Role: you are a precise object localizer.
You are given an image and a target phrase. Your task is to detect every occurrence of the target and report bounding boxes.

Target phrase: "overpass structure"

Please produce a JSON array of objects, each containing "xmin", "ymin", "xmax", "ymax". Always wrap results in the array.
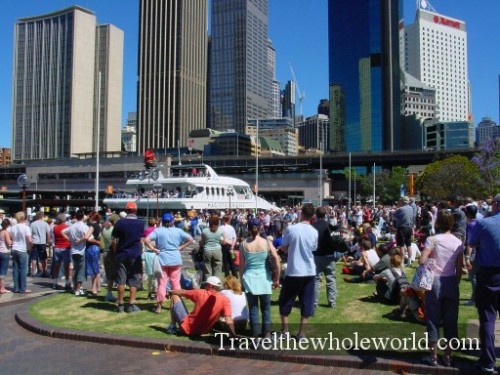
[{"xmin": 0, "ymin": 148, "xmax": 476, "ymax": 210}]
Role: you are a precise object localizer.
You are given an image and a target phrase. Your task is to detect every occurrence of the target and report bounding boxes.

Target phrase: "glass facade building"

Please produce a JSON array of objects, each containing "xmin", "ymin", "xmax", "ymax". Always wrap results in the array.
[
  {"xmin": 328, "ymin": 0, "xmax": 402, "ymax": 152},
  {"xmin": 210, "ymin": 0, "xmax": 272, "ymax": 134}
]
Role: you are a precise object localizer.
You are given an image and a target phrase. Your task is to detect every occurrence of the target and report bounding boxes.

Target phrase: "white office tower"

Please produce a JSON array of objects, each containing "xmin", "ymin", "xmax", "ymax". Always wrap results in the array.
[
  {"xmin": 404, "ymin": 0, "xmax": 470, "ymax": 122},
  {"xmin": 12, "ymin": 6, "xmax": 123, "ymax": 160}
]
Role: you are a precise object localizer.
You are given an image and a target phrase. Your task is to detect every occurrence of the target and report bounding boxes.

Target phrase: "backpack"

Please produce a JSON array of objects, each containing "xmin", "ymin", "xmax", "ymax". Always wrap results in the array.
[{"xmin": 375, "ymin": 269, "xmax": 409, "ymax": 304}]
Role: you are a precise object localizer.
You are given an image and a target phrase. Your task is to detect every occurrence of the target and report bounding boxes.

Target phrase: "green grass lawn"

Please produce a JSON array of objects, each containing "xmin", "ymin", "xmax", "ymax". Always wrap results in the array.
[{"xmin": 29, "ymin": 263, "xmax": 480, "ymax": 357}]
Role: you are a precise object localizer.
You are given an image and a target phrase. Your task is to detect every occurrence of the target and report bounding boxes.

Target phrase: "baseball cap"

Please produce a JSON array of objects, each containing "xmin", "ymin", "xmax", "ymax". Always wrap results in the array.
[
  {"xmin": 203, "ymin": 276, "xmax": 222, "ymax": 289},
  {"xmin": 464, "ymin": 205, "xmax": 478, "ymax": 217},
  {"xmin": 0, "ymin": 209, "xmax": 5, "ymax": 214},
  {"xmin": 162, "ymin": 212, "xmax": 174, "ymax": 223},
  {"xmin": 125, "ymin": 201, "xmax": 137, "ymax": 210}
]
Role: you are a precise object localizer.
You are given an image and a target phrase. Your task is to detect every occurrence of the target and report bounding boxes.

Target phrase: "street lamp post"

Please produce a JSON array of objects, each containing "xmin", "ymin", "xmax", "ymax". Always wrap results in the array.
[
  {"xmin": 17, "ymin": 174, "xmax": 32, "ymax": 213},
  {"xmin": 227, "ymin": 187, "xmax": 234, "ymax": 211},
  {"xmin": 153, "ymin": 183, "xmax": 162, "ymax": 219}
]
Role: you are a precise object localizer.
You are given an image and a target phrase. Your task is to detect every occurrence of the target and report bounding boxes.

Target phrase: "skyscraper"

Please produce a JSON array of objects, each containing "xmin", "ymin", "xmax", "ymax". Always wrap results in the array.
[
  {"xmin": 137, "ymin": 0, "xmax": 208, "ymax": 154},
  {"xmin": 404, "ymin": 0, "xmax": 469, "ymax": 122},
  {"xmin": 210, "ymin": 0, "xmax": 272, "ymax": 134},
  {"xmin": 328, "ymin": 0, "xmax": 402, "ymax": 152},
  {"xmin": 11, "ymin": 6, "xmax": 123, "ymax": 161}
]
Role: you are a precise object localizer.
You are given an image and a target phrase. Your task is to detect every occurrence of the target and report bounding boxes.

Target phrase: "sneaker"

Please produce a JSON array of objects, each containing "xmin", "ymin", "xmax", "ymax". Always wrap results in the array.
[
  {"xmin": 475, "ymin": 363, "xmax": 498, "ymax": 374},
  {"xmin": 105, "ymin": 294, "xmax": 117, "ymax": 302},
  {"xmin": 421, "ymin": 355, "xmax": 438, "ymax": 367},
  {"xmin": 293, "ymin": 332, "xmax": 307, "ymax": 344},
  {"xmin": 79, "ymin": 289, "xmax": 86, "ymax": 296},
  {"xmin": 440, "ymin": 355, "xmax": 452, "ymax": 367},
  {"xmin": 126, "ymin": 304, "xmax": 141, "ymax": 313},
  {"xmin": 166, "ymin": 324, "xmax": 178, "ymax": 334},
  {"xmin": 116, "ymin": 304, "xmax": 125, "ymax": 313}
]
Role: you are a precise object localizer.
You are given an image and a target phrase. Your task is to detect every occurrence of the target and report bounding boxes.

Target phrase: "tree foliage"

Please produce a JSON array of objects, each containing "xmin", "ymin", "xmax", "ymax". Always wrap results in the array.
[
  {"xmin": 415, "ymin": 155, "xmax": 483, "ymax": 200},
  {"xmin": 471, "ymin": 138, "xmax": 500, "ymax": 196},
  {"xmin": 358, "ymin": 166, "xmax": 407, "ymax": 204}
]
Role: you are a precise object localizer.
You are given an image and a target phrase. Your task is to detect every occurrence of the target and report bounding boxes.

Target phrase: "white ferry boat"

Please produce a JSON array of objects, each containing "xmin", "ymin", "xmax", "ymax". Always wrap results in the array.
[{"xmin": 103, "ymin": 164, "xmax": 279, "ymax": 211}]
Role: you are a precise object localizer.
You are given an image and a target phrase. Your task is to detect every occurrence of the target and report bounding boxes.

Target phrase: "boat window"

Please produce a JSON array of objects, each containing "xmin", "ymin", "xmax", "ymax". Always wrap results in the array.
[
  {"xmin": 221, "ymin": 188, "xmax": 225, "ymax": 196},
  {"xmin": 211, "ymin": 187, "xmax": 215, "ymax": 196},
  {"xmin": 216, "ymin": 187, "xmax": 220, "ymax": 196},
  {"xmin": 206, "ymin": 187, "xmax": 210, "ymax": 195}
]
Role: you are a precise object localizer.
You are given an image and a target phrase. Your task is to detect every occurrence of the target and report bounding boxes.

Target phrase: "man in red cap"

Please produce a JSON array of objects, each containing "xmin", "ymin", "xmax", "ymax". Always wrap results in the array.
[{"xmin": 111, "ymin": 201, "xmax": 145, "ymax": 313}]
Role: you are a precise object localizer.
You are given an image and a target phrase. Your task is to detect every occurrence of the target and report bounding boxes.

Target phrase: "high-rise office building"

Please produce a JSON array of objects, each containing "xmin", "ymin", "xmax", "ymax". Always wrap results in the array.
[
  {"xmin": 11, "ymin": 6, "xmax": 123, "ymax": 161},
  {"xmin": 137, "ymin": 0, "xmax": 208, "ymax": 154},
  {"xmin": 268, "ymin": 40, "xmax": 281, "ymax": 118},
  {"xmin": 210, "ymin": 0, "xmax": 272, "ymax": 134},
  {"xmin": 95, "ymin": 24, "xmax": 124, "ymax": 154},
  {"xmin": 328, "ymin": 0, "xmax": 402, "ymax": 152},
  {"xmin": 404, "ymin": 0, "xmax": 469, "ymax": 122},
  {"xmin": 282, "ymin": 80, "xmax": 296, "ymax": 122}
]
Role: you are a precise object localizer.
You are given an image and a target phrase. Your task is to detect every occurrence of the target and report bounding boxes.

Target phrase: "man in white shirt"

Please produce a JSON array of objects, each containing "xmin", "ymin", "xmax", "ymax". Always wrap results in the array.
[
  {"xmin": 29, "ymin": 211, "xmax": 51, "ymax": 277},
  {"xmin": 221, "ymin": 215, "xmax": 238, "ymax": 278},
  {"xmin": 278, "ymin": 203, "xmax": 318, "ymax": 341},
  {"xmin": 62, "ymin": 211, "xmax": 89, "ymax": 296}
]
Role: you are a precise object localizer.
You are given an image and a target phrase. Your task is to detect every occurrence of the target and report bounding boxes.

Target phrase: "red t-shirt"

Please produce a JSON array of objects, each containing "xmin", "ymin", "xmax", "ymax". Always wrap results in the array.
[
  {"xmin": 180, "ymin": 289, "xmax": 232, "ymax": 336},
  {"xmin": 53, "ymin": 223, "xmax": 70, "ymax": 249}
]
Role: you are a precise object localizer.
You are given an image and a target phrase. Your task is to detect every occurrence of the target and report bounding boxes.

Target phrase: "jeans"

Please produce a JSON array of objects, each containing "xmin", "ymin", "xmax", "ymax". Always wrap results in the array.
[
  {"xmin": 245, "ymin": 292, "xmax": 271, "ymax": 337},
  {"xmin": 0, "ymin": 252, "xmax": 10, "ymax": 277},
  {"xmin": 425, "ymin": 275, "xmax": 459, "ymax": 343},
  {"xmin": 314, "ymin": 255, "xmax": 337, "ymax": 307},
  {"xmin": 476, "ymin": 266, "xmax": 500, "ymax": 369},
  {"xmin": 12, "ymin": 250, "xmax": 28, "ymax": 292}
]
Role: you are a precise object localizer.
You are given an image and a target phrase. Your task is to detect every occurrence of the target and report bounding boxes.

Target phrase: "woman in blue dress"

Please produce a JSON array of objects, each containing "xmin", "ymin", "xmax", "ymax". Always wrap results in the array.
[{"xmin": 240, "ymin": 218, "xmax": 280, "ymax": 338}]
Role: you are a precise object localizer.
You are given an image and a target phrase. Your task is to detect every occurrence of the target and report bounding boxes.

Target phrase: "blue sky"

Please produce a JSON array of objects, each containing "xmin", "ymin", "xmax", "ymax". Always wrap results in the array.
[{"xmin": 0, "ymin": 0, "xmax": 499, "ymax": 148}]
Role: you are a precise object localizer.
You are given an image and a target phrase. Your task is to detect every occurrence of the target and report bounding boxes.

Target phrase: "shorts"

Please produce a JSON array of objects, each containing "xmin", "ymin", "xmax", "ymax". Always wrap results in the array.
[
  {"xmin": 396, "ymin": 227, "xmax": 413, "ymax": 247},
  {"xmin": 171, "ymin": 300, "xmax": 188, "ymax": 327},
  {"xmin": 53, "ymin": 247, "xmax": 71, "ymax": 267},
  {"xmin": 85, "ymin": 245, "xmax": 100, "ymax": 277},
  {"xmin": 115, "ymin": 257, "xmax": 143, "ymax": 288},
  {"xmin": 30, "ymin": 244, "xmax": 47, "ymax": 262},
  {"xmin": 103, "ymin": 251, "xmax": 116, "ymax": 281},
  {"xmin": 72, "ymin": 253, "xmax": 86, "ymax": 284},
  {"xmin": 278, "ymin": 275, "xmax": 316, "ymax": 318}
]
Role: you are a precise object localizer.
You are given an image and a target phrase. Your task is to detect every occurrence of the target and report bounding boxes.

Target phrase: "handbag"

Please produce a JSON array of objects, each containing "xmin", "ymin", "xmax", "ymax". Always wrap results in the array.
[
  {"xmin": 153, "ymin": 255, "xmax": 163, "ymax": 279},
  {"xmin": 411, "ymin": 258, "xmax": 435, "ymax": 291}
]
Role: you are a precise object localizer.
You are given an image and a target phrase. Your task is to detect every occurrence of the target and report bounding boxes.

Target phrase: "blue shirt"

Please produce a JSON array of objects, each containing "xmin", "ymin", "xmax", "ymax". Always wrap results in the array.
[
  {"xmin": 468, "ymin": 212, "xmax": 500, "ymax": 267},
  {"xmin": 148, "ymin": 226, "xmax": 192, "ymax": 266},
  {"xmin": 282, "ymin": 223, "xmax": 317, "ymax": 276}
]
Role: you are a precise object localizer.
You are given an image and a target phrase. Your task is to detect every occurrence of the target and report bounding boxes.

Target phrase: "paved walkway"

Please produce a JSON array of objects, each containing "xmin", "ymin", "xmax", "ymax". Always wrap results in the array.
[{"xmin": 0, "ymin": 250, "xmax": 496, "ymax": 375}]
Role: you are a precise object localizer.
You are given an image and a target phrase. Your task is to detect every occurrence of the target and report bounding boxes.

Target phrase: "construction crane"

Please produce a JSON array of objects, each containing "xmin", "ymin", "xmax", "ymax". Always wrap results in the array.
[{"xmin": 289, "ymin": 62, "xmax": 305, "ymax": 117}]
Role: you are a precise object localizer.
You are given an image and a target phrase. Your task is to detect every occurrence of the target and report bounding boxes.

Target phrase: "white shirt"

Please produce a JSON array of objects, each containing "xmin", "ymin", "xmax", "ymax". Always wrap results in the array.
[{"xmin": 10, "ymin": 223, "xmax": 32, "ymax": 252}]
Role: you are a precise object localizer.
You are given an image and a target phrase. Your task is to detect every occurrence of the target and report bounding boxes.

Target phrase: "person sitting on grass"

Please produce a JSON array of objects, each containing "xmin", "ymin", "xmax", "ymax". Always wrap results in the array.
[
  {"xmin": 219, "ymin": 275, "xmax": 249, "ymax": 334},
  {"xmin": 373, "ymin": 249, "xmax": 410, "ymax": 305},
  {"xmin": 343, "ymin": 236, "xmax": 380, "ymax": 282},
  {"xmin": 167, "ymin": 276, "xmax": 238, "ymax": 337}
]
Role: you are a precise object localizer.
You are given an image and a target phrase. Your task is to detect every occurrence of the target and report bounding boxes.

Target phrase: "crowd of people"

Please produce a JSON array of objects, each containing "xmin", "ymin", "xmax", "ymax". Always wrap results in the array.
[{"xmin": 0, "ymin": 192, "xmax": 498, "ymax": 372}]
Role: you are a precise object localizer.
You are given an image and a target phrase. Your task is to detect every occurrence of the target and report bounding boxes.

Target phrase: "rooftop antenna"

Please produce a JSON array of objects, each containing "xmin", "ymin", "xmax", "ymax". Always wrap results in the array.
[{"xmin": 417, "ymin": 0, "xmax": 437, "ymax": 12}]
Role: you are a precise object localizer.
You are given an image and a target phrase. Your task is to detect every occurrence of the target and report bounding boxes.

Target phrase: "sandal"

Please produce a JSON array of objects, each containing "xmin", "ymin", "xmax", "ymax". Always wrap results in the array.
[{"xmin": 421, "ymin": 355, "xmax": 438, "ymax": 367}]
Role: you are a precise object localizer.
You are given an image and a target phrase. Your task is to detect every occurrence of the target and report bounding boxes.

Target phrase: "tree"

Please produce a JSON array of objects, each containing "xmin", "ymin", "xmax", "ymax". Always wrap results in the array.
[
  {"xmin": 416, "ymin": 155, "xmax": 483, "ymax": 200},
  {"xmin": 471, "ymin": 138, "xmax": 500, "ymax": 196},
  {"xmin": 358, "ymin": 166, "xmax": 408, "ymax": 205}
]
